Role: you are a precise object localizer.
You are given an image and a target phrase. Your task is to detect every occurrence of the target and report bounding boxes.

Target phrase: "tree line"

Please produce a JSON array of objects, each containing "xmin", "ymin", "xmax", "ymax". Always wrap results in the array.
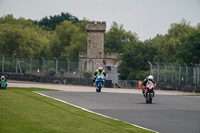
[
  {"xmin": 107, "ymin": 21, "xmax": 200, "ymax": 80},
  {"xmin": 0, "ymin": 13, "xmax": 86, "ymax": 61},
  {"xmin": 0, "ymin": 13, "xmax": 199, "ymax": 80}
]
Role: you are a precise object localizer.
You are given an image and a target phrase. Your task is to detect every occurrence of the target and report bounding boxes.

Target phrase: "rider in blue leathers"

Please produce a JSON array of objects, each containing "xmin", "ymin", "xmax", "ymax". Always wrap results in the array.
[
  {"xmin": 0, "ymin": 76, "xmax": 7, "ymax": 87},
  {"xmin": 93, "ymin": 66, "xmax": 107, "ymax": 85}
]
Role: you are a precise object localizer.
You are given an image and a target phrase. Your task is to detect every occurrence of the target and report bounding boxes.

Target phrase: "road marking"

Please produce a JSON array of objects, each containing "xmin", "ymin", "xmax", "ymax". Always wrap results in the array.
[{"xmin": 34, "ymin": 91, "xmax": 159, "ymax": 133}]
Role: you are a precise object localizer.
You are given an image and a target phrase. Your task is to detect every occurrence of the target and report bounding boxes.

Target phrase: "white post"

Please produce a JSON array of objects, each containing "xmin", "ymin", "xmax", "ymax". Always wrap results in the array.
[{"xmin": 54, "ymin": 57, "xmax": 58, "ymax": 74}]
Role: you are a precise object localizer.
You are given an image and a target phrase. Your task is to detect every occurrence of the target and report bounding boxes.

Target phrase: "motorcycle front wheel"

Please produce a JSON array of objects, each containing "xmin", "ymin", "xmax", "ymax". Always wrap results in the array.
[
  {"xmin": 96, "ymin": 83, "xmax": 102, "ymax": 92},
  {"xmin": 148, "ymin": 93, "xmax": 153, "ymax": 104},
  {"xmin": 98, "ymin": 84, "xmax": 102, "ymax": 92},
  {"xmin": 146, "ymin": 92, "xmax": 153, "ymax": 104}
]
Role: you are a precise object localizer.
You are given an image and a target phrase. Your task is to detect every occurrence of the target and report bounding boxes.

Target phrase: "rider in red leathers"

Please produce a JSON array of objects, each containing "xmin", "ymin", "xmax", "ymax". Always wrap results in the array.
[{"xmin": 142, "ymin": 75, "xmax": 155, "ymax": 96}]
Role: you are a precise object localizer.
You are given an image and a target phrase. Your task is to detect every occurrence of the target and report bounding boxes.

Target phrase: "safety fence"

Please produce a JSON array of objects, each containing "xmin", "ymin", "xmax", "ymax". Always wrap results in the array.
[
  {"xmin": 0, "ymin": 56, "xmax": 94, "ymax": 78},
  {"xmin": 118, "ymin": 80, "xmax": 138, "ymax": 88},
  {"xmin": 1, "ymin": 56, "xmax": 200, "ymax": 91},
  {"xmin": 0, "ymin": 55, "xmax": 141, "ymax": 89},
  {"xmin": 148, "ymin": 61, "xmax": 200, "ymax": 84}
]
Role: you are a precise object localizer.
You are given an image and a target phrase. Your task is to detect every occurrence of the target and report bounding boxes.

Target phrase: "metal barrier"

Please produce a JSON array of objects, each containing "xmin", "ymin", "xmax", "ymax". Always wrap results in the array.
[
  {"xmin": 0, "ymin": 55, "xmax": 94, "ymax": 78},
  {"xmin": 2, "ymin": 56, "xmax": 199, "ymax": 88},
  {"xmin": 118, "ymin": 80, "xmax": 138, "ymax": 88},
  {"xmin": 149, "ymin": 62, "xmax": 200, "ymax": 84}
]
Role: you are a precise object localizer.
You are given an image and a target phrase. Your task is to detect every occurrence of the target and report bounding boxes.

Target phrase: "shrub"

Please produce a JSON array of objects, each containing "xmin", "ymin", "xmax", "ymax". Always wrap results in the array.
[
  {"xmin": 59, "ymin": 69, "xmax": 65, "ymax": 75},
  {"xmin": 83, "ymin": 70, "xmax": 93, "ymax": 78},
  {"xmin": 46, "ymin": 67, "xmax": 56, "ymax": 76}
]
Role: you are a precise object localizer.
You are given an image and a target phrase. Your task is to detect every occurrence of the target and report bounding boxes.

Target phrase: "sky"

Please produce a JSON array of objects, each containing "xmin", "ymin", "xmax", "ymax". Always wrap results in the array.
[{"xmin": 0, "ymin": 0, "xmax": 200, "ymax": 41}]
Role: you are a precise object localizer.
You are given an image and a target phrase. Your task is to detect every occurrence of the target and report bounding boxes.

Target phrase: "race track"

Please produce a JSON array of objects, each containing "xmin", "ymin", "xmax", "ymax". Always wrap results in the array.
[{"xmin": 37, "ymin": 91, "xmax": 200, "ymax": 133}]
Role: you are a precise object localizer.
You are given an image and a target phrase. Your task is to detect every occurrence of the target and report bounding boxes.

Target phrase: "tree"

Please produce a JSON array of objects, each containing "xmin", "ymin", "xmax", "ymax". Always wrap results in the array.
[
  {"xmin": 179, "ymin": 26, "xmax": 200, "ymax": 64},
  {"xmin": 35, "ymin": 12, "xmax": 79, "ymax": 30},
  {"xmin": 150, "ymin": 19, "xmax": 196, "ymax": 63},
  {"xmin": 0, "ymin": 14, "xmax": 50, "ymax": 57},
  {"xmin": 119, "ymin": 41, "xmax": 159, "ymax": 80},
  {"xmin": 104, "ymin": 22, "xmax": 138, "ymax": 53},
  {"xmin": 164, "ymin": 20, "xmax": 195, "ymax": 62},
  {"xmin": 50, "ymin": 20, "xmax": 86, "ymax": 61}
]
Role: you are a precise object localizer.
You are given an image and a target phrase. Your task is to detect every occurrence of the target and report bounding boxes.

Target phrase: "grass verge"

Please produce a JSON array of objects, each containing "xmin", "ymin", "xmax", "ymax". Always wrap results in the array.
[
  {"xmin": 181, "ymin": 94, "xmax": 200, "ymax": 96},
  {"xmin": 0, "ymin": 87, "xmax": 153, "ymax": 133}
]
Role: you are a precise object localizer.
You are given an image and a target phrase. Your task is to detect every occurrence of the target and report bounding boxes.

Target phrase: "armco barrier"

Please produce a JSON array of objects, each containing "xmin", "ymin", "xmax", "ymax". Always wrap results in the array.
[
  {"xmin": 0, "ymin": 73, "xmax": 115, "ymax": 88},
  {"xmin": 1, "ymin": 73, "xmax": 199, "ymax": 92}
]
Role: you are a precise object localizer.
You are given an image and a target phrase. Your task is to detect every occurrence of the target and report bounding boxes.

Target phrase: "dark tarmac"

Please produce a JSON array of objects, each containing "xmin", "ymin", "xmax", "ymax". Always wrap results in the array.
[{"xmin": 37, "ymin": 91, "xmax": 200, "ymax": 133}]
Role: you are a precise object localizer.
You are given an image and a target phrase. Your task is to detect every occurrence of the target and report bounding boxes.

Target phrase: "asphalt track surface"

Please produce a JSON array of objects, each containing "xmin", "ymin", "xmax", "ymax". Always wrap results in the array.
[{"xmin": 37, "ymin": 91, "xmax": 200, "ymax": 133}]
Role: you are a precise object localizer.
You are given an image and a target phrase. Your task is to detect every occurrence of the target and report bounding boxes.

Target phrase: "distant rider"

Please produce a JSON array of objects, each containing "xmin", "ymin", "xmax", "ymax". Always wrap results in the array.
[
  {"xmin": 0, "ymin": 76, "xmax": 7, "ymax": 87},
  {"xmin": 93, "ymin": 66, "xmax": 107, "ymax": 85},
  {"xmin": 142, "ymin": 75, "xmax": 155, "ymax": 96}
]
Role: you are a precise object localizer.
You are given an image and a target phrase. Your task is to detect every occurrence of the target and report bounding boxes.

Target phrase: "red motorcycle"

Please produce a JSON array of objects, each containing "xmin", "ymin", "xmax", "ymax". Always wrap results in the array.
[{"xmin": 144, "ymin": 81, "xmax": 155, "ymax": 104}]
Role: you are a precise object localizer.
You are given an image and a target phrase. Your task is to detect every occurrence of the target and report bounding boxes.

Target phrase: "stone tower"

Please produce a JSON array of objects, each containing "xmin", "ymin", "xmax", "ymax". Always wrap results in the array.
[
  {"xmin": 79, "ymin": 21, "xmax": 120, "ymax": 72},
  {"xmin": 86, "ymin": 21, "xmax": 106, "ymax": 59}
]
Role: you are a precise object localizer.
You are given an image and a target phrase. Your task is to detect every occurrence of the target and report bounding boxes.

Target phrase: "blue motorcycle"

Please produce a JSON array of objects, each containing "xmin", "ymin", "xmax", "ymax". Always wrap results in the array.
[
  {"xmin": 95, "ymin": 74, "xmax": 105, "ymax": 92},
  {"xmin": 1, "ymin": 82, "xmax": 7, "ymax": 89}
]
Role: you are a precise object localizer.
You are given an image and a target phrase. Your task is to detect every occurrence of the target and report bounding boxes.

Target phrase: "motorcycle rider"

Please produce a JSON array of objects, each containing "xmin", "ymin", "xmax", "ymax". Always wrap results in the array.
[
  {"xmin": 142, "ymin": 74, "xmax": 155, "ymax": 96},
  {"xmin": 93, "ymin": 66, "xmax": 107, "ymax": 85},
  {"xmin": 0, "ymin": 76, "xmax": 7, "ymax": 88}
]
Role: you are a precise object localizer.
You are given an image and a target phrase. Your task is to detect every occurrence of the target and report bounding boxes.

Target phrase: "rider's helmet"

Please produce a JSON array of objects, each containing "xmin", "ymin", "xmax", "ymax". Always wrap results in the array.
[
  {"xmin": 1, "ymin": 76, "xmax": 5, "ymax": 80},
  {"xmin": 98, "ymin": 66, "xmax": 103, "ymax": 73},
  {"xmin": 148, "ymin": 75, "xmax": 153, "ymax": 81}
]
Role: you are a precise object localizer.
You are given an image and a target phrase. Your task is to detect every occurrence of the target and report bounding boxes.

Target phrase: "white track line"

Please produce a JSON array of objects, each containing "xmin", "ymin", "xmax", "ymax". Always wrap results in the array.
[{"xmin": 34, "ymin": 91, "xmax": 159, "ymax": 133}]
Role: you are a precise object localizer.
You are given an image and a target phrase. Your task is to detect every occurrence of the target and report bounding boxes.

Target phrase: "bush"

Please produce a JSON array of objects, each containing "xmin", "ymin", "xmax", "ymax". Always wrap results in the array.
[
  {"xmin": 46, "ymin": 67, "xmax": 56, "ymax": 76},
  {"xmin": 83, "ymin": 70, "xmax": 93, "ymax": 78},
  {"xmin": 59, "ymin": 69, "xmax": 65, "ymax": 75}
]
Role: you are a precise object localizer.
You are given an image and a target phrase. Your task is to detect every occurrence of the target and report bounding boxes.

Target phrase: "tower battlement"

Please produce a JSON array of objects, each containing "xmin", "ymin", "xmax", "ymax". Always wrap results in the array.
[
  {"xmin": 79, "ymin": 20, "xmax": 119, "ymax": 73},
  {"xmin": 86, "ymin": 21, "xmax": 106, "ymax": 32}
]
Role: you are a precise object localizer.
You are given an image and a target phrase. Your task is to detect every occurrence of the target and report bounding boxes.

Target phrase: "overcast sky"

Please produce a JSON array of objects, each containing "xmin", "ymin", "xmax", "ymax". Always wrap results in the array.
[{"xmin": 0, "ymin": 0, "xmax": 200, "ymax": 41}]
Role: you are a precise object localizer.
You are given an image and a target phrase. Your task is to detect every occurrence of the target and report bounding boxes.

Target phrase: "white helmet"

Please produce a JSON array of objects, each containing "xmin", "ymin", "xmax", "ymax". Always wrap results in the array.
[{"xmin": 148, "ymin": 75, "xmax": 153, "ymax": 80}]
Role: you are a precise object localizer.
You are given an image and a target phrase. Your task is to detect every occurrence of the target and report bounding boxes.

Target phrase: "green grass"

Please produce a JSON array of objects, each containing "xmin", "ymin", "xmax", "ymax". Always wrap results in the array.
[
  {"xmin": 181, "ymin": 94, "xmax": 200, "ymax": 96},
  {"xmin": 0, "ymin": 87, "xmax": 153, "ymax": 133}
]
